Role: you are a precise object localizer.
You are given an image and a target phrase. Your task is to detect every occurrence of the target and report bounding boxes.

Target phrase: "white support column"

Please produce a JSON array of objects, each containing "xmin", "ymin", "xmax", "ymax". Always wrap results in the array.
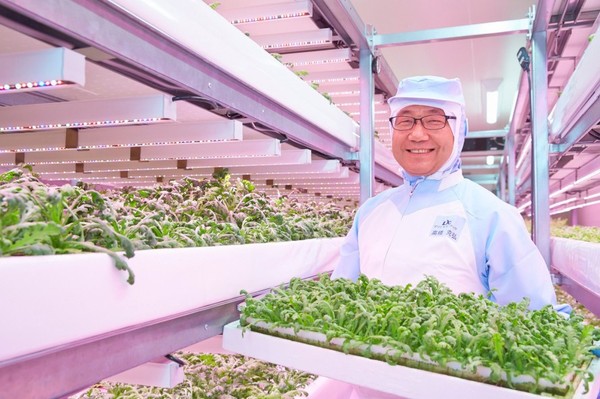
[
  {"xmin": 359, "ymin": 37, "xmax": 375, "ymax": 204},
  {"xmin": 530, "ymin": 1, "xmax": 552, "ymax": 266},
  {"xmin": 507, "ymin": 130, "xmax": 516, "ymax": 206}
]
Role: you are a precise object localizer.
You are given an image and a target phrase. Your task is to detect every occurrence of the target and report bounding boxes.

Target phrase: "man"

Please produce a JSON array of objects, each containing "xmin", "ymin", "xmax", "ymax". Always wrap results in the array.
[{"xmin": 332, "ymin": 75, "xmax": 567, "ymax": 312}]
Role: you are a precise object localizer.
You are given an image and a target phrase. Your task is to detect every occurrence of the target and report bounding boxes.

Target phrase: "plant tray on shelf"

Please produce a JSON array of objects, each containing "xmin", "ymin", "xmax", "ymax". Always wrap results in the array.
[{"xmin": 223, "ymin": 319, "xmax": 600, "ymax": 399}]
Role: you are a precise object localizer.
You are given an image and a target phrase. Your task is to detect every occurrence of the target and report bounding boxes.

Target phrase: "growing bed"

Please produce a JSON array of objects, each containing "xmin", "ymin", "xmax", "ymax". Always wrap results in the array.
[{"xmin": 223, "ymin": 275, "xmax": 600, "ymax": 399}]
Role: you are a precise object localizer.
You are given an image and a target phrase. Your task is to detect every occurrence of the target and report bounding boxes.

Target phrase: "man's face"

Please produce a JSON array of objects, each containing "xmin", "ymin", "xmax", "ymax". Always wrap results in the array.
[{"xmin": 391, "ymin": 105, "xmax": 455, "ymax": 176}]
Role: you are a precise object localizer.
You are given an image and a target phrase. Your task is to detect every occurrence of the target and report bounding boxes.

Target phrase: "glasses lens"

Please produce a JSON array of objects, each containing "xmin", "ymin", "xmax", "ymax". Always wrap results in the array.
[
  {"xmin": 392, "ymin": 116, "xmax": 415, "ymax": 131},
  {"xmin": 422, "ymin": 115, "xmax": 447, "ymax": 130}
]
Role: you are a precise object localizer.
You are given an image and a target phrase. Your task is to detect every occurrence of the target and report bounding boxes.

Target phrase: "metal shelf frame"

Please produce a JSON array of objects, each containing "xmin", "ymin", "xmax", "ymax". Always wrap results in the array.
[
  {"xmin": 0, "ymin": 0, "xmax": 360, "ymax": 169},
  {"xmin": 0, "ymin": 294, "xmax": 244, "ymax": 399}
]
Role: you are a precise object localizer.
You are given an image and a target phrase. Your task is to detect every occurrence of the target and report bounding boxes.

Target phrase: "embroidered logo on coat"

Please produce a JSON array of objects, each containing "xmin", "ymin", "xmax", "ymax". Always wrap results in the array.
[{"xmin": 430, "ymin": 215, "xmax": 466, "ymax": 241}]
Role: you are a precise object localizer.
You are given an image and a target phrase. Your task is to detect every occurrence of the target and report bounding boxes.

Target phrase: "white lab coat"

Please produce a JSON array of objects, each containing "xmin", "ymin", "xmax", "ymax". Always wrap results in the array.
[{"xmin": 330, "ymin": 169, "xmax": 565, "ymax": 398}]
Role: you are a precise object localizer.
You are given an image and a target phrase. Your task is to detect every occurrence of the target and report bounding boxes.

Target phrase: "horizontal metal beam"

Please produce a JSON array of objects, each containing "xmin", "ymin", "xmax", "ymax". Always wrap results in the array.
[
  {"xmin": 462, "ymin": 164, "xmax": 500, "ymax": 173},
  {"xmin": 464, "ymin": 174, "xmax": 499, "ymax": 185},
  {"xmin": 0, "ymin": 295, "xmax": 244, "ymax": 399},
  {"xmin": 373, "ymin": 18, "xmax": 530, "ymax": 48},
  {"xmin": 548, "ymin": 148, "xmax": 600, "ymax": 197},
  {"xmin": 460, "ymin": 150, "xmax": 505, "ymax": 157},
  {"xmin": 556, "ymin": 274, "xmax": 600, "ymax": 318},
  {"xmin": 467, "ymin": 129, "xmax": 508, "ymax": 139}
]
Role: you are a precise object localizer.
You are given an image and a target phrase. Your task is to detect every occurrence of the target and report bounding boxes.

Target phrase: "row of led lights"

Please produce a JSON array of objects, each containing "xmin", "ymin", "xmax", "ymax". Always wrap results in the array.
[
  {"xmin": 1, "ymin": 153, "xmax": 275, "ymax": 165},
  {"xmin": 0, "ymin": 80, "xmax": 65, "ymax": 92},
  {"xmin": 0, "ymin": 118, "xmax": 164, "ymax": 133},
  {"xmin": 0, "ymin": 140, "xmax": 225, "ymax": 153},
  {"xmin": 229, "ymin": 10, "xmax": 310, "ymax": 25}
]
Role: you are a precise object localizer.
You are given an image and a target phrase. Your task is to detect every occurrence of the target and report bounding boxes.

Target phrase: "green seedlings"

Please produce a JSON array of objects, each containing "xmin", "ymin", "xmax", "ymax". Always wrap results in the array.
[{"xmin": 240, "ymin": 274, "xmax": 600, "ymax": 396}]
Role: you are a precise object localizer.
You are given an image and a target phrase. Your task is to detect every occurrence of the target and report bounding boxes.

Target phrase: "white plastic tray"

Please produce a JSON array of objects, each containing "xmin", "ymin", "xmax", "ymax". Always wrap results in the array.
[{"xmin": 222, "ymin": 321, "xmax": 600, "ymax": 399}]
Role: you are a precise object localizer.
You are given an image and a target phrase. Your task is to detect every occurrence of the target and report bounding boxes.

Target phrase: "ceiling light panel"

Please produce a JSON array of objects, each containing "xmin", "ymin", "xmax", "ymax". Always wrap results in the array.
[
  {"xmin": 0, "ymin": 94, "xmax": 176, "ymax": 132},
  {"xmin": 218, "ymin": 0, "xmax": 313, "ymax": 25},
  {"xmin": 0, "ymin": 47, "xmax": 85, "ymax": 94}
]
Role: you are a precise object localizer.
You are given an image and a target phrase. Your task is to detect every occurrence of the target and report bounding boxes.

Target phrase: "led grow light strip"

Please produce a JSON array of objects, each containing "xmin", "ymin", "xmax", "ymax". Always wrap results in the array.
[
  {"xmin": 0, "ymin": 47, "xmax": 85, "ymax": 93},
  {"xmin": 140, "ymin": 139, "xmax": 281, "ymax": 161},
  {"xmin": 218, "ymin": 0, "xmax": 312, "ymax": 24},
  {"xmin": 517, "ymin": 200, "xmax": 531, "ymax": 213},
  {"xmin": 253, "ymin": 29, "xmax": 332, "ymax": 51},
  {"xmin": 334, "ymin": 94, "xmax": 386, "ymax": 107},
  {"xmin": 32, "ymin": 160, "xmax": 179, "ymax": 174},
  {"xmin": 259, "ymin": 175, "xmax": 360, "ymax": 186},
  {"xmin": 30, "ymin": 150, "xmax": 311, "ymax": 174},
  {"xmin": 0, "ymin": 120, "xmax": 243, "ymax": 153},
  {"xmin": 550, "ymin": 199, "xmax": 600, "ymax": 215},
  {"xmin": 0, "ymin": 94, "xmax": 176, "ymax": 133},
  {"xmin": 185, "ymin": 149, "xmax": 311, "ymax": 168},
  {"xmin": 549, "ymin": 168, "xmax": 600, "ymax": 199},
  {"xmin": 349, "ymin": 110, "xmax": 388, "ymax": 116},
  {"xmin": 304, "ymin": 70, "xmax": 360, "ymax": 84},
  {"xmin": 77, "ymin": 120, "xmax": 243, "ymax": 148},
  {"xmin": 10, "ymin": 139, "xmax": 280, "ymax": 165},
  {"xmin": 0, "ymin": 129, "xmax": 66, "ymax": 153},
  {"xmin": 549, "ymin": 197, "xmax": 577, "ymax": 209},
  {"xmin": 41, "ymin": 164, "xmax": 345, "ymax": 181},
  {"xmin": 1, "ymin": 80, "xmax": 68, "ymax": 92},
  {"xmin": 319, "ymin": 83, "xmax": 362, "ymax": 97},
  {"xmin": 280, "ymin": 48, "xmax": 352, "ymax": 67}
]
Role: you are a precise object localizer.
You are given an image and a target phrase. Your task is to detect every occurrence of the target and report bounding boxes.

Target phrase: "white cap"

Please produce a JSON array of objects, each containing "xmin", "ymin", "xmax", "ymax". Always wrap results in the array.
[
  {"xmin": 388, "ymin": 75, "xmax": 465, "ymax": 115},
  {"xmin": 387, "ymin": 75, "xmax": 468, "ymax": 179}
]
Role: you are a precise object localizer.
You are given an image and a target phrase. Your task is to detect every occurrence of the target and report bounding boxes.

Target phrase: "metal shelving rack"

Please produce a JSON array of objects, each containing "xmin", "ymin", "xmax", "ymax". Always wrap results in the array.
[{"xmin": 0, "ymin": 0, "xmax": 598, "ymax": 398}]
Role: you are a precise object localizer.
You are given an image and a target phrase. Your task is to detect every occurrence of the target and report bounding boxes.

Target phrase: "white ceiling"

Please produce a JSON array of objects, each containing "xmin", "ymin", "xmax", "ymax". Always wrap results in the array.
[{"xmin": 350, "ymin": 0, "xmax": 533, "ymax": 133}]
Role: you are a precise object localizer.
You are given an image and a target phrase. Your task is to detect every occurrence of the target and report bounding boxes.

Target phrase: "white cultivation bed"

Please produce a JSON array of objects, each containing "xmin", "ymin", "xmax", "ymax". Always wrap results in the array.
[
  {"xmin": 0, "ymin": 237, "xmax": 343, "ymax": 362},
  {"xmin": 223, "ymin": 320, "xmax": 600, "ymax": 399},
  {"xmin": 551, "ymin": 237, "xmax": 600, "ymax": 295}
]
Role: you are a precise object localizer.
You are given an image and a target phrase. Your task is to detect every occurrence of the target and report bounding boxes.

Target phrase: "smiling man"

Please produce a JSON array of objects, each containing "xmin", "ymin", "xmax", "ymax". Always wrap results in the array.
[
  {"xmin": 332, "ymin": 75, "xmax": 568, "ymax": 314},
  {"xmin": 328, "ymin": 76, "xmax": 572, "ymax": 399}
]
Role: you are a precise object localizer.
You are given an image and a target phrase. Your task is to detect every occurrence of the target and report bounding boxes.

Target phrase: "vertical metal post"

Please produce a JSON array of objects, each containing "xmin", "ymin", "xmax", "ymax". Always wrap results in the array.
[
  {"xmin": 359, "ymin": 40, "xmax": 375, "ymax": 204},
  {"xmin": 530, "ymin": 27, "xmax": 551, "ymax": 266},
  {"xmin": 499, "ymin": 161, "xmax": 507, "ymax": 201},
  {"xmin": 507, "ymin": 130, "xmax": 516, "ymax": 206}
]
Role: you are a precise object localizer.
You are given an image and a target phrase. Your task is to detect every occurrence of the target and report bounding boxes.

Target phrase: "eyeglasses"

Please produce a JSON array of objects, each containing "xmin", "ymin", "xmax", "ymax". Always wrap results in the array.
[{"xmin": 389, "ymin": 115, "xmax": 456, "ymax": 131}]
